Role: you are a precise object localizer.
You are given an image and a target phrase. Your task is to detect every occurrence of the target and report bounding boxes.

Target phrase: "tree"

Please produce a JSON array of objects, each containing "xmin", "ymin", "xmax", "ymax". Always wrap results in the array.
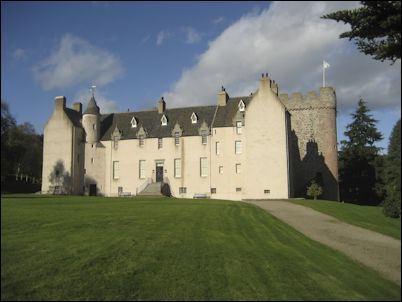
[
  {"xmin": 322, "ymin": 1, "xmax": 401, "ymax": 64},
  {"xmin": 339, "ymin": 99, "xmax": 383, "ymax": 205},
  {"xmin": 1, "ymin": 101, "xmax": 17, "ymax": 177},
  {"xmin": 383, "ymin": 119, "xmax": 401, "ymax": 218},
  {"xmin": 307, "ymin": 180, "xmax": 323, "ymax": 200}
]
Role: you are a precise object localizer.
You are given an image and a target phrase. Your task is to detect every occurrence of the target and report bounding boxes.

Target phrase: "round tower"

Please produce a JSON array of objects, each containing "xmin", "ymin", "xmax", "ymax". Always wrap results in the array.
[{"xmin": 82, "ymin": 96, "xmax": 100, "ymax": 143}]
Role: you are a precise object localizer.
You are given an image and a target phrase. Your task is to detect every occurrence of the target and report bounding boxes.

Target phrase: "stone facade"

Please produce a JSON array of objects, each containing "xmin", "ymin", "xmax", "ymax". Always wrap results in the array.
[{"xmin": 41, "ymin": 74, "xmax": 339, "ymax": 200}]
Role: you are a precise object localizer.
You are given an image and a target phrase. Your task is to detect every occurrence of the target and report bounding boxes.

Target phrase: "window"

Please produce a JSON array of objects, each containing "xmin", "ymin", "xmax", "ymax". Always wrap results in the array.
[
  {"xmin": 239, "ymin": 99, "xmax": 245, "ymax": 112},
  {"xmin": 139, "ymin": 135, "xmax": 144, "ymax": 147},
  {"xmin": 161, "ymin": 114, "xmax": 167, "ymax": 126},
  {"xmin": 211, "ymin": 188, "xmax": 216, "ymax": 194},
  {"xmin": 174, "ymin": 132, "xmax": 180, "ymax": 145},
  {"xmin": 219, "ymin": 166, "xmax": 223, "ymax": 174},
  {"xmin": 216, "ymin": 141, "xmax": 220, "ymax": 155},
  {"xmin": 236, "ymin": 187, "xmax": 242, "ymax": 192},
  {"xmin": 93, "ymin": 124, "xmax": 96, "ymax": 130},
  {"xmin": 191, "ymin": 112, "xmax": 197, "ymax": 124},
  {"xmin": 264, "ymin": 189, "xmax": 270, "ymax": 194},
  {"xmin": 200, "ymin": 157, "xmax": 208, "ymax": 177},
  {"xmin": 158, "ymin": 138, "xmax": 163, "ymax": 149},
  {"xmin": 236, "ymin": 121, "xmax": 242, "ymax": 134},
  {"xmin": 174, "ymin": 159, "xmax": 181, "ymax": 178},
  {"xmin": 236, "ymin": 163, "xmax": 241, "ymax": 174},
  {"xmin": 201, "ymin": 130, "xmax": 208, "ymax": 145},
  {"xmin": 113, "ymin": 161, "xmax": 120, "ymax": 179},
  {"xmin": 113, "ymin": 136, "xmax": 119, "ymax": 149},
  {"xmin": 139, "ymin": 160, "xmax": 145, "ymax": 179},
  {"xmin": 235, "ymin": 141, "xmax": 242, "ymax": 154},
  {"xmin": 179, "ymin": 187, "xmax": 187, "ymax": 194},
  {"xmin": 91, "ymin": 157, "xmax": 94, "ymax": 164},
  {"xmin": 130, "ymin": 117, "xmax": 137, "ymax": 128}
]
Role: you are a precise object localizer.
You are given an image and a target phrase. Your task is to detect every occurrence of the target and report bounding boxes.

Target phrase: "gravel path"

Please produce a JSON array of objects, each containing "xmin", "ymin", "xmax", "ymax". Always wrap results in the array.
[{"xmin": 246, "ymin": 200, "xmax": 401, "ymax": 285}]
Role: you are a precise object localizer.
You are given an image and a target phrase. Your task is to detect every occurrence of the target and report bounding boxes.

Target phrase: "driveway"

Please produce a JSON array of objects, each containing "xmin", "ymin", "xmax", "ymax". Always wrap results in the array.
[{"xmin": 246, "ymin": 200, "xmax": 401, "ymax": 285}]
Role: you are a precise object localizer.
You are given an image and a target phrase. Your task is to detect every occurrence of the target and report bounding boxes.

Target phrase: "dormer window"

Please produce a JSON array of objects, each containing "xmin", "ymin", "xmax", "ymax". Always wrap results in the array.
[
  {"xmin": 239, "ymin": 99, "xmax": 245, "ymax": 112},
  {"xmin": 161, "ymin": 114, "xmax": 168, "ymax": 126},
  {"xmin": 130, "ymin": 117, "xmax": 137, "ymax": 128},
  {"xmin": 191, "ymin": 112, "xmax": 198, "ymax": 124}
]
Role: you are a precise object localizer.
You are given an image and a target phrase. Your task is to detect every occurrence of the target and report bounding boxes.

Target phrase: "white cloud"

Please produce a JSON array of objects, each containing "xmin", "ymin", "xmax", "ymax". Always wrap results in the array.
[
  {"xmin": 212, "ymin": 16, "xmax": 225, "ymax": 24},
  {"xmin": 184, "ymin": 27, "xmax": 201, "ymax": 44},
  {"xmin": 164, "ymin": 1, "xmax": 400, "ymax": 113},
  {"xmin": 32, "ymin": 33, "xmax": 124, "ymax": 91},
  {"xmin": 156, "ymin": 30, "xmax": 172, "ymax": 46},
  {"xmin": 74, "ymin": 88, "xmax": 118, "ymax": 114},
  {"xmin": 12, "ymin": 48, "xmax": 27, "ymax": 60}
]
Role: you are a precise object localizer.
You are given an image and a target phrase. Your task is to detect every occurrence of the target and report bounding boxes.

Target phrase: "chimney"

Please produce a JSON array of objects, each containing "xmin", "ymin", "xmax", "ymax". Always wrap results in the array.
[
  {"xmin": 158, "ymin": 96, "xmax": 166, "ymax": 114},
  {"xmin": 260, "ymin": 73, "xmax": 271, "ymax": 89},
  {"xmin": 55, "ymin": 96, "xmax": 66, "ymax": 112},
  {"xmin": 217, "ymin": 86, "xmax": 229, "ymax": 106},
  {"xmin": 73, "ymin": 102, "xmax": 82, "ymax": 114},
  {"xmin": 271, "ymin": 80, "xmax": 279, "ymax": 96}
]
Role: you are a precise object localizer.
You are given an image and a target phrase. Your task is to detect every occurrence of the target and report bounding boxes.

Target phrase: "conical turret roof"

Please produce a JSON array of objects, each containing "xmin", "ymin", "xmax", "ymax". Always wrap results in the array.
[{"xmin": 84, "ymin": 96, "xmax": 100, "ymax": 115}]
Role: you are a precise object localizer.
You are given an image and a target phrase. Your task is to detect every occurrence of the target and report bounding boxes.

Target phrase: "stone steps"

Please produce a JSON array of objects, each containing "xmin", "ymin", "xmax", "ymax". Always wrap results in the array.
[{"xmin": 137, "ymin": 182, "xmax": 162, "ymax": 196}]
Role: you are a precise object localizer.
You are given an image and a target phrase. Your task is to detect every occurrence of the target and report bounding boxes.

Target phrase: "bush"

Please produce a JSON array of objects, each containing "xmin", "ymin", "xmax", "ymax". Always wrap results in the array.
[
  {"xmin": 383, "ymin": 198, "xmax": 401, "ymax": 218},
  {"xmin": 307, "ymin": 180, "xmax": 323, "ymax": 200}
]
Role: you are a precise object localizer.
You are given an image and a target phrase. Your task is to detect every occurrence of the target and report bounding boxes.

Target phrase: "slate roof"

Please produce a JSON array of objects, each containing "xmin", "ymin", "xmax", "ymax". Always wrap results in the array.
[
  {"xmin": 84, "ymin": 96, "xmax": 100, "ymax": 115},
  {"xmin": 99, "ymin": 96, "xmax": 253, "ymax": 141},
  {"xmin": 64, "ymin": 107, "xmax": 82, "ymax": 128}
]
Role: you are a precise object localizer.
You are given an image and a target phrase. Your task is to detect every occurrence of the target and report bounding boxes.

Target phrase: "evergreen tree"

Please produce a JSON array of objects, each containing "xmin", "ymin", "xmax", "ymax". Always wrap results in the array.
[
  {"xmin": 307, "ymin": 180, "xmax": 323, "ymax": 200},
  {"xmin": 383, "ymin": 119, "xmax": 401, "ymax": 218},
  {"xmin": 322, "ymin": 1, "xmax": 401, "ymax": 64},
  {"xmin": 339, "ymin": 99, "xmax": 383, "ymax": 204}
]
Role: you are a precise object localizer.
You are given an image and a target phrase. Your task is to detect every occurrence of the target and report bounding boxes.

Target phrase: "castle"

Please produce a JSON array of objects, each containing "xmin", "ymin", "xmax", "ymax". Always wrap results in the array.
[{"xmin": 41, "ymin": 74, "xmax": 339, "ymax": 200}]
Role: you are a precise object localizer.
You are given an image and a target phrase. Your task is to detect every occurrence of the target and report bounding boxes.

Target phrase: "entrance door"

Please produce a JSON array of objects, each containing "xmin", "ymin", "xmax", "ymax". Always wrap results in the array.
[
  {"xmin": 156, "ymin": 166, "xmax": 163, "ymax": 182},
  {"xmin": 89, "ymin": 184, "xmax": 97, "ymax": 196}
]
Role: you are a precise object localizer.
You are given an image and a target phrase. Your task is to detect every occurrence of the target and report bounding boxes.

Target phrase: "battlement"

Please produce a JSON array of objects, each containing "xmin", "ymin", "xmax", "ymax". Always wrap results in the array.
[{"xmin": 279, "ymin": 87, "xmax": 336, "ymax": 110}]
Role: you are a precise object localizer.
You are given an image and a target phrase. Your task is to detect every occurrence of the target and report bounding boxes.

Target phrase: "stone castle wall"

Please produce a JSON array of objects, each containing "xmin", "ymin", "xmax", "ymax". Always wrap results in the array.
[{"xmin": 280, "ymin": 87, "xmax": 339, "ymax": 200}]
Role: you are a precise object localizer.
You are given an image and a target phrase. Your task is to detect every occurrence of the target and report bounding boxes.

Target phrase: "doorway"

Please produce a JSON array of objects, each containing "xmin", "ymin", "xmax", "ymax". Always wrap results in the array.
[{"xmin": 156, "ymin": 161, "xmax": 164, "ymax": 182}]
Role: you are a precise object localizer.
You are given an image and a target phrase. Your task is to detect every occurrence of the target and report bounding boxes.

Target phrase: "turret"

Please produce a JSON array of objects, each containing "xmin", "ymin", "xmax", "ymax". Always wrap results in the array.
[{"xmin": 82, "ymin": 96, "xmax": 100, "ymax": 143}]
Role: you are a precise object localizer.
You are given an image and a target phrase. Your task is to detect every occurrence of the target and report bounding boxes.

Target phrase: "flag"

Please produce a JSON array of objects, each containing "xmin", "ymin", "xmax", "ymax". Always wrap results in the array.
[{"xmin": 323, "ymin": 60, "xmax": 330, "ymax": 69}]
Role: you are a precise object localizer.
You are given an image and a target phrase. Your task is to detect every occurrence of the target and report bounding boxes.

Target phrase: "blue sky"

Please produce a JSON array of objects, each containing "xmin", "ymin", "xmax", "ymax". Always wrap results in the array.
[{"xmin": 2, "ymin": 1, "xmax": 401, "ymax": 152}]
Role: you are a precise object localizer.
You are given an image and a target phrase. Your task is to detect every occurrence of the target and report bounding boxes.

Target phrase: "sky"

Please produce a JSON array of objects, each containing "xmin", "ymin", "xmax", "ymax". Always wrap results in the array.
[{"xmin": 2, "ymin": 1, "xmax": 401, "ymax": 153}]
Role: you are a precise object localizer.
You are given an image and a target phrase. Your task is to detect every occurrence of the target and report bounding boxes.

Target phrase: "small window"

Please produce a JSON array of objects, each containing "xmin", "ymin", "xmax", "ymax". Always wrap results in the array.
[
  {"xmin": 91, "ymin": 158, "xmax": 94, "ymax": 164},
  {"xmin": 179, "ymin": 187, "xmax": 187, "ymax": 194},
  {"xmin": 219, "ymin": 166, "xmax": 223, "ymax": 174},
  {"xmin": 93, "ymin": 124, "xmax": 96, "ymax": 130},
  {"xmin": 191, "ymin": 112, "xmax": 197, "ymax": 124},
  {"xmin": 235, "ymin": 141, "xmax": 242, "ymax": 154},
  {"xmin": 174, "ymin": 159, "xmax": 181, "ymax": 178},
  {"xmin": 174, "ymin": 132, "xmax": 180, "ymax": 145},
  {"xmin": 201, "ymin": 130, "xmax": 208, "ymax": 145},
  {"xmin": 158, "ymin": 138, "xmax": 163, "ymax": 149},
  {"xmin": 161, "ymin": 115, "xmax": 168, "ymax": 126},
  {"xmin": 236, "ymin": 163, "xmax": 241, "ymax": 174},
  {"xmin": 216, "ymin": 141, "xmax": 220, "ymax": 155},
  {"xmin": 211, "ymin": 188, "xmax": 216, "ymax": 194},
  {"xmin": 236, "ymin": 121, "xmax": 242, "ymax": 134},
  {"xmin": 139, "ymin": 135, "xmax": 144, "ymax": 147},
  {"xmin": 139, "ymin": 160, "xmax": 146, "ymax": 179},
  {"xmin": 113, "ymin": 161, "xmax": 120, "ymax": 179},
  {"xmin": 130, "ymin": 117, "xmax": 137, "ymax": 128},
  {"xmin": 200, "ymin": 157, "xmax": 208, "ymax": 177},
  {"xmin": 236, "ymin": 187, "xmax": 242, "ymax": 192},
  {"xmin": 239, "ymin": 99, "xmax": 245, "ymax": 112},
  {"xmin": 113, "ymin": 136, "xmax": 119, "ymax": 149},
  {"xmin": 264, "ymin": 189, "xmax": 270, "ymax": 194}
]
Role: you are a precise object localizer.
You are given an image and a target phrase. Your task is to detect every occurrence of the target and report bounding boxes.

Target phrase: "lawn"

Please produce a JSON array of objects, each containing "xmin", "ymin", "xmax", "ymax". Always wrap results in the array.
[
  {"xmin": 1, "ymin": 195, "xmax": 400, "ymax": 301},
  {"xmin": 289, "ymin": 199, "xmax": 401, "ymax": 240}
]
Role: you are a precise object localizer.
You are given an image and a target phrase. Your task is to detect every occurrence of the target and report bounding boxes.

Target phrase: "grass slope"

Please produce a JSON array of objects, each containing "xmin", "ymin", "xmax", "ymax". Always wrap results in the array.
[
  {"xmin": 1, "ymin": 195, "xmax": 400, "ymax": 300},
  {"xmin": 289, "ymin": 199, "xmax": 401, "ymax": 240}
]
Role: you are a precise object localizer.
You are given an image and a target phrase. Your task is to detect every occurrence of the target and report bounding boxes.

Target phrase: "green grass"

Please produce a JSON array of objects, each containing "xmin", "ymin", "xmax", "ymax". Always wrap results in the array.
[
  {"xmin": 289, "ymin": 199, "xmax": 401, "ymax": 240},
  {"xmin": 1, "ymin": 195, "xmax": 400, "ymax": 301}
]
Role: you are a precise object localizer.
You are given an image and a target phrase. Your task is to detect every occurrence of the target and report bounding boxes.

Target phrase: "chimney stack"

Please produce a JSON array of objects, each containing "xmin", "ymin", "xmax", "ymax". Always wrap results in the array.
[
  {"xmin": 73, "ymin": 102, "xmax": 82, "ymax": 114},
  {"xmin": 55, "ymin": 96, "xmax": 66, "ymax": 113},
  {"xmin": 217, "ymin": 86, "xmax": 229, "ymax": 106},
  {"xmin": 158, "ymin": 96, "xmax": 166, "ymax": 114}
]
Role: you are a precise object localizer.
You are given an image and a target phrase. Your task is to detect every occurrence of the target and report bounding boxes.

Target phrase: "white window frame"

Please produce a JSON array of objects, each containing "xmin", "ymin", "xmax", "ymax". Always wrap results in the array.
[
  {"xmin": 161, "ymin": 114, "xmax": 168, "ymax": 126},
  {"xmin": 174, "ymin": 132, "xmax": 180, "ymax": 145},
  {"xmin": 216, "ymin": 141, "xmax": 220, "ymax": 155},
  {"xmin": 139, "ymin": 160, "xmax": 146, "ymax": 179},
  {"xmin": 201, "ymin": 131, "xmax": 208, "ymax": 145},
  {"xmin": 236, "ymin": 163, "xmax": 241, "ymax": 174},
  {"xmin": 200, "ymin": 157, "xmax": 208, "ymax": 177},
  {"xmin": 158, "ymin": 138, "xmax": 163, "ymax": 149},
  {"xmin": 236, "ymin": 121, "xmax": 242, "ymax": 134},
  {"xmin": 174, "ymin": 158, "xmax": 181, "ymax": 178},
  {"xmin": 113, "ymin": 136, "xmax": 119, "ymax": 149},
  {"xmin": 130, "ymin": 116, "xmax": 137, "ymax": 128},
  {"xmin": 113, "ymin": 161, "xmax": 120, "ymax": 179},
  {"xmin": 235, "ymin": 140, "xmax": 242, "ymax": 154},
  {"xmin": 239, "ymin": 99, "xmax": 245, "ymax": 112},
  {"xmin": 139, "ymin": 135, "xmax": 144, "ymax": 147},
  {"xmin": 191, "ymin": 112, "xmax": 197, "ymax": 124},
  {"xmin": 219, "ymin": 166, "xmax": 223, "ymax": 174}
]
